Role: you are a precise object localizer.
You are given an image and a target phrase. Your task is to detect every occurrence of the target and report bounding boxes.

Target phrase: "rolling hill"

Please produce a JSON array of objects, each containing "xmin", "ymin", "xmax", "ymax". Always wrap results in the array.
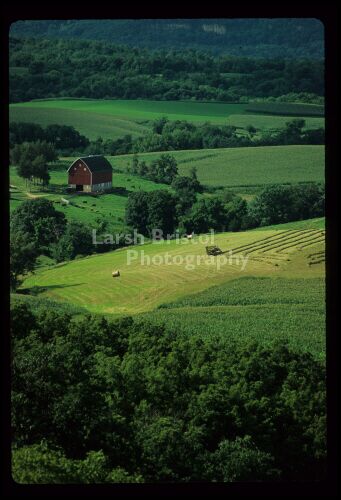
[
  {"xmin": 18, "ymin": 220, "xmax": 325, "ymax": 358},
  {"xmin": 10, "ymin": 99, "xmax": 325, "ymax": 141},
  {"xmin": 109, "ymin": 145, "xmax": 325, "ymax": 187},
  {"xmin": 9, "ymin": 19, "xmax": 324, "ymax": 58}
]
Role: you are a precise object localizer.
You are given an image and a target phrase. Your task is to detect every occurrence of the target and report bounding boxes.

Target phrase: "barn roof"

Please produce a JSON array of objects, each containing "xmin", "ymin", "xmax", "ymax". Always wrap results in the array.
[{"xmin": 68, "ymin": 155, "xmax": 113, "ymax": 173}]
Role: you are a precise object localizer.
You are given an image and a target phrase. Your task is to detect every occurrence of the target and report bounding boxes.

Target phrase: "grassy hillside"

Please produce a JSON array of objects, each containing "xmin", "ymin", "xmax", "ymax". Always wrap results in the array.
[
  {"xmin": 19, "ymin": 224, "xmax": 325, "ymax": 357},
  {"xmin": 9, "ymin": 105, "xmax": 150, "ymax": 141},
  {"xmin": 110, "ymin": 145, "xmax": 325, "ymax": 187},
  {"xmin": 20, "ymin": 226, "xmax": 325, "ymax": 314},
  {"xmin": 10, "ymin": 161, "xmax": 171, "ymax": 232},
  {"xmin": 254, "ymin": 217, "xmax": 325, "ymax": 231},
  {"xmin": 10, "ymin": 99, "xmax": 325, "ymax": 141}
]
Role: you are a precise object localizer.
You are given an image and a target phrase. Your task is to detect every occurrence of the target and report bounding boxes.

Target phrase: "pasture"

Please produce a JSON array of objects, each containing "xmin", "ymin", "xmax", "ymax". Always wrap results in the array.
[
  {"xmin": 10, "ymin": 99, "xmax": 325, "ymax": 141},
  {"xmin": 10, "ymin": 162, "xmax": 171, "ymax": 232}
]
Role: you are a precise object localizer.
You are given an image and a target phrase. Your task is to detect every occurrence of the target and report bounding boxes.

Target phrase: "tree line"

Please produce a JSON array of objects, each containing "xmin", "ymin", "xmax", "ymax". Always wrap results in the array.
[
  {"xmin": 10, "ymin": 19, "xmax": 324, "ymax": 59},
  {"xmin": 10, "ymin": 119, "xmax": 325, "ymax": 164},
  {"xmin": 126, "ymin": 182, "xmax": 325, "ymax": 238},
  {"xmin": 10, "ymin": 199, "xmax": 123, "ymax": 290},
  {"xmin": 10, "ymin": 122, "xmax": 89, "ymax": 152},
  {"xmin": 70, "ymin": 118, "xmax": 325, "ymax": 157},
  {"xmin": 11, "ymin": 298, "xmax": 326, "ymax": 482},
  {"xmin": 10, "ymin": 36, "xmax": 324, "ymax": 103}
]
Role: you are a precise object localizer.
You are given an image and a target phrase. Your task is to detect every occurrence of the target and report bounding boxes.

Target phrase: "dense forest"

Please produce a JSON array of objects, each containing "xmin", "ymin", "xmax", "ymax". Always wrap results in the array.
[
  {"xmin": 10, "ymin": 19, "xmax": 324, "ymax": 58},
  {"xmin": 11, "ymin": 299, "xmax": 326, "ymax": 483},
  {"xmin": 9, "ymin": 37, "xmax": 324, "ymax": 103}
]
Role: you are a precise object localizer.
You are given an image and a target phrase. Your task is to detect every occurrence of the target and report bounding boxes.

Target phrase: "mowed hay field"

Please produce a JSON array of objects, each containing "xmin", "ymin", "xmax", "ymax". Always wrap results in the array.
[
  {"xmin": 20, "ymin": 224, "xmax": 325, "ymax": 315},
  {"xmin": 10, "ymin": 99, "xmax": 325, "ymax": 140},
  {"xmin": 20, "ymin": 222, "xmax": 325, "ymax": 358},
  {"xmin": 110, "ymin": 145, "xmax": 325, "ymax": 187}
]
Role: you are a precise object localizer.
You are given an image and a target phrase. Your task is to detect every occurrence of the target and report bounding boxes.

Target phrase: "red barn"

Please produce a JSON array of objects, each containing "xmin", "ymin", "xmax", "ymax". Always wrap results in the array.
[{"xmin": 68, "ymin": 155, "xmax": 112, "ymax": 193}]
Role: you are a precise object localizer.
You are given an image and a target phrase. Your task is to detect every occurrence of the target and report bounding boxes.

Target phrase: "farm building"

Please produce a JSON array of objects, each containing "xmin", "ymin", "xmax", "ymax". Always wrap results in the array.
[{"xmin": 68, "ymin": 155, "xmax": 112, "ymax": 193}]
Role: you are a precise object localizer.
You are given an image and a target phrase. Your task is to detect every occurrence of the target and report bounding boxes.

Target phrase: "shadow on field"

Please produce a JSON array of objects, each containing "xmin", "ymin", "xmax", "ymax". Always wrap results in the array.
[{"xmin": 18, "ymin": 283, "xmax": 85, "ymax": 296}]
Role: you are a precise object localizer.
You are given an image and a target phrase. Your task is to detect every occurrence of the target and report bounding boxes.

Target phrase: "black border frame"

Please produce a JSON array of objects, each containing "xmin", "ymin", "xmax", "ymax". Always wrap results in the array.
[{"xmin": 1, "ymin": 2, "xmax": 339, "ymax": 498}]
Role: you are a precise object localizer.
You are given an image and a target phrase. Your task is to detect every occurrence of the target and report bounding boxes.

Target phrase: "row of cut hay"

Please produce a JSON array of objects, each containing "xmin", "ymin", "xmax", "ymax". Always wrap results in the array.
[
  {"xmin": 253, "ymin": 232, "xmax": 320, "ymax": 254},
  {"xmin": 261, "ymin": 230, "xmax": 325, "ymax": 253},
  {"xmin": 243, "ymin": 233, "xmax": 313, "ymax": 255},
  {"xmin": 229, "ymin": 230, "xmax": 303, "ymax": 254},
  {"xmin": 298, "ymin": 236, "xmax": 325, "ymax": 250},
  {"xmin": 235, "ymin": 230, "xmax": 324, "ymax": 259},
  {"xmin": 309, "ymin": 258, "xmax": 325, "ymax": 265},
  {"xmin": 309, "ymin": 252, "xmax": 325, "ymax": 261},
  {"xmin": 231, "ymin": 229, "xmax": 319, "ymax": 255},
  {"xmin": 271, "ymin": 232, "xmax": 325, "ymax": 253},
  {"xmin": 308, "ymin": 250, "xmax": 325, "ymax": 258},
  {"xmin": 255, "ymin": 253, "xmax": 290, "ymax": 261}
]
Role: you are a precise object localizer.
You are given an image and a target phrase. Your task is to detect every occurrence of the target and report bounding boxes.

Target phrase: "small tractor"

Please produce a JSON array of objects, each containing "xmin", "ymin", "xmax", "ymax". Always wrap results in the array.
[{"xmin": 205, "ymin": 246, "xmax": 223, "ymax": 256}]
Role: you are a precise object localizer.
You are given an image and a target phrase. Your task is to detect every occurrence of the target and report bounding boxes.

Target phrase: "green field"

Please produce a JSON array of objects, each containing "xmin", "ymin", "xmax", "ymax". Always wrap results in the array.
[
  {"xmin": 109, "ymin": 145, "xmax": 325, "ymax": 187},
  {"xmin": 18, "ymin": 223, "xmax": 325, "ymax": 357},
  {"xmin": 10, "ymin": 99, "xmax": 325, "ymax": 141},
  {"xmin": 9, "ymin": 105, "xmax": 150, "ymax": 141},
  {"xmin": 253, "ymin": 217, "xmax": 325, "ymax": 231},
  {"xmin": 225, "ymin": 113, "xmax": 324, "ymax": 131},
  {"xmin": 141, "ymin": 276, "xmax": 325, "ymax": 359},
  {"xmin": 10, "ymin": 143, "xmax": 325, "ymax": 232},
  {"xmin": 10, "ymin": 161, "xmax": 171, "ymax": 231},
  {"xmin": 20, "ymin": 225, "xmax": 325, "ymax": 313},
  {"xmin": 245, "ymin": 102, "xmax": 324, "ymax": 117}
]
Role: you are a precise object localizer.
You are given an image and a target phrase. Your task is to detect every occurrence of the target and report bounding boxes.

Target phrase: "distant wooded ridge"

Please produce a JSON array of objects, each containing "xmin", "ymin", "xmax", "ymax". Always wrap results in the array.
[
  {"xmin": 10, "ymin": 19, "xmax": 324, "ymax": 59},
  {"xmin": 9, "ymin": 37, "xmax": 324, "ymax": 103}
]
